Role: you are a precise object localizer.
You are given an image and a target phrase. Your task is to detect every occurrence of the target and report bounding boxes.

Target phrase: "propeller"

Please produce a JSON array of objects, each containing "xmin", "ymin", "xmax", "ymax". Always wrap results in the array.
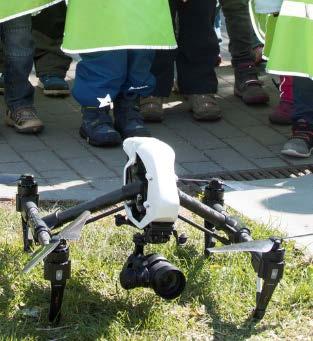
[
  {"xmin": 206, "ymin": 232, "xmax": 313, "ymax": 254},
  {"xmin": 23, "ymin": 210, "xmax": 91, "ymax": 273}
]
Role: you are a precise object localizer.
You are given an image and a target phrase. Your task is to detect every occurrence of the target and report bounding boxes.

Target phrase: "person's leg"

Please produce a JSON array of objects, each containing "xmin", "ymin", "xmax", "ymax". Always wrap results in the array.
[
  {"xmin": 140, "ymin": 0, "xmax": 177, "ymax": 122},
  {"xmin": 220, "ymin": 0, "xmax": 269, "ymax": 104},
  {"xmin": 0, "ymin": 43, "xmax": 4, "ymax": 93},
  {"xmin": 72, "ymin": 51, "xmax": 127, "ymax": 146},
  {"xmin": 281, "ymin": 77, "xmax": 313, "ymax": 157},
  {"xmin": 1, "ymin": 16, "xmax": 43, "ymax": 133},
  {"xmin": 114, "ymin": 49, "xmax": 155, "ymax": 138},
  {"xmin": 32, "ymin": 1, "xmax": 72, "ymax": 96},
  {"xmin": 176, "ymin": 0, "xmax": 221, "ymax": 121}
]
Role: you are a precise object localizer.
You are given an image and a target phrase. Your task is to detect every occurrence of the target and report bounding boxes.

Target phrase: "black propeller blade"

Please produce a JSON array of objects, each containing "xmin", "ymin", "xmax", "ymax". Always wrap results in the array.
[{"xmin": 23, "ymin": 210, "xmax": 91, "ymax": 273}]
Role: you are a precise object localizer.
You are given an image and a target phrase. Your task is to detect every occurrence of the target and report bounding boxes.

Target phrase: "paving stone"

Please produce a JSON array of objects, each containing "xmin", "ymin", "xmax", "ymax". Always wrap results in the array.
[
  {"xmin": 175, "ymin": 163, "xmax": 190, "ymax": 176},
  {"xmin": 89, "ymin": 178, "xmax": 123, "ymax": 192},
  {"xmin": 197, "ymin": 120, "xmax": 246, "ymax": 138},
  {"xmin": 223, "ymin": 136, "xmax": 274, "ymax": 158},
  {"xmin": 22, "ymin": 150, "xmax": 69, "ymax": 172},
  {"xmin": 205, "ymin": 148, "xmax": 256, "ymax": 171},
  {"xmin": 0, "ymin": 161, "xmax": 38, "ymax": 175},
  {"xmin": 180, "ymin": 161, "xmax": 222, "ymax": 175},
  {"xmin": 66, "ymin": 157, "xmax": 117, "ymax": 179},
  {"xmin": 241, "ymin": 126, "xmax": 287, "ymax": 145},
  {"xmin": 252, "ymin": 158, "xmax": 289, "ymax": 168},
  {"xmin": 0, "ymin": 144, "xmax": 23, "ymax": 163}
]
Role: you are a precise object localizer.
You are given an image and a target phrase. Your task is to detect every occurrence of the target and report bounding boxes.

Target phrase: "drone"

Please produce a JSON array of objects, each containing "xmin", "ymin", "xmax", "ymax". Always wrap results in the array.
[{"xmin": 8, "ymin": 137, "xmax": 313, "ymax": 323}]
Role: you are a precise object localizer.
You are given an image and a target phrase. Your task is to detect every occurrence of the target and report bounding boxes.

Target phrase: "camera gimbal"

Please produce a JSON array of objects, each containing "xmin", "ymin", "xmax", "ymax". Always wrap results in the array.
[{"xmin": 17, "ymin": 137, "xmax": 287, "ymax": 323}]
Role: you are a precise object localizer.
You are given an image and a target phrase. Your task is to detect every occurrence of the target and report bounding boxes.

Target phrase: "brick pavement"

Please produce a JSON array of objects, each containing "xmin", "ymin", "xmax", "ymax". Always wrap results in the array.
[{"xmin": 0, "ymin": 59, "xmax": 307, "ymax": 200}]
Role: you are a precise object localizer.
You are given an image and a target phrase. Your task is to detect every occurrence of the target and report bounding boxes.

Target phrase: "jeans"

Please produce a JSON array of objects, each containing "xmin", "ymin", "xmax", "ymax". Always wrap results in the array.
[
  {"xmin": 0, "ymin": 15, "xmax": 34, "ymax": 112},
  {"xmin": 293, "ymin": 77, "xmax": 313, "ymax": 124},
  {"xmin": 73, "ymin": 50, "xmax": 155, "ymax": 107}
]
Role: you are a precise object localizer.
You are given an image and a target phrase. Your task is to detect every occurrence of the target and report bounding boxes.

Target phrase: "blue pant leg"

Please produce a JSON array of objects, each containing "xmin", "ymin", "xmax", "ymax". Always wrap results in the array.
[
  {"xmin": 72, "ymin": 51, "xmax": 127, "ymax": 107},
  {"xmin": 122, "ymin": 49, "xmax": 155, "ymax": 97},
  {"xmin": 292, "ymin": 77, "xmax": 313, "ymax": 124},
  {"xmin": 1, "ymin": 16, "xmax": 34, "ymax": 112}
]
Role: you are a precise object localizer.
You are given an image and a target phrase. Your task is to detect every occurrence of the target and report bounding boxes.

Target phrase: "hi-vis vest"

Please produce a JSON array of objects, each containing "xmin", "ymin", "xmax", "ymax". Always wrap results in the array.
[
  {"xmin": 0, "ymin": 0, "xmax": 62, "ymax": 23},
  {"xmin": 250, "ymin": 0, "xmax": 313, "ymax": 79}
]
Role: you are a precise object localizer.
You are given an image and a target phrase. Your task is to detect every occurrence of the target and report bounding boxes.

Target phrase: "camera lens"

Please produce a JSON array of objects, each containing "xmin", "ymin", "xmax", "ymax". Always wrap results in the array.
[{"xmin": 147, "ymin": 254, "xmax": 186, "ymax": 299}]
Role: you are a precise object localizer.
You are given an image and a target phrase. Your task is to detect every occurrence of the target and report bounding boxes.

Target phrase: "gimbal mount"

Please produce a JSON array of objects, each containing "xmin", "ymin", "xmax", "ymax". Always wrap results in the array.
[{"xmin": 17, "ymin": 137, "xmax": 285, "ymax": 323}]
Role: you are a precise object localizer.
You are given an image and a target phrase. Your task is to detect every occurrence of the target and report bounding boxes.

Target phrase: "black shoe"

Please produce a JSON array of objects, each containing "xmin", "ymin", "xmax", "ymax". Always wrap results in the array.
[
  {"xmin": 80, "ymin": 106, "xmax": 121, "ymax": 147},
  {"xmin": 38, "ymin": 75, "xmax": 70, "ymax": 97},
  {"xmin": 114, "ymin": 94, "xmax": 150, "ymax": 139}
]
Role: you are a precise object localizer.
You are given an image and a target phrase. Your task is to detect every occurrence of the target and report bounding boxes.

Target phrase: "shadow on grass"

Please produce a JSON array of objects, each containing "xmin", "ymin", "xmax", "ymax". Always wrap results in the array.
[{"xmin": 175, "ymin": 244, "xmax": 270, "ymax": 340}]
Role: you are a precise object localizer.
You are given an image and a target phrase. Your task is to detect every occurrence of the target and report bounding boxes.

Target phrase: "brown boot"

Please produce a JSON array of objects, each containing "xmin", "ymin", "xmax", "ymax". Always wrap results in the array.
[
  {"xmin": 140, "ymin": 96, "xmax": 164, "ymax": 122},
  {"xmin": 187, "ymin": 94, "xmax": 222, "ymax": 121},
  {"xmin": 234, "ymin": 63, "xmax": 269, "ymax": 105}
]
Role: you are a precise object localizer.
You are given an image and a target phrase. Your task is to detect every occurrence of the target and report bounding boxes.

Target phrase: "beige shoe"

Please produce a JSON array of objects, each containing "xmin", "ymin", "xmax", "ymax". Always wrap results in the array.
[
  {"xmin": 140, "ymin": 96, "xmax": 164, "ymax": 122},
  {"xmin": 5, "ymin": 107, "xmax": 44, "ymax": 133},
  {"xmin": 187, "ymin": 94, "xmax": 222, "ymax": 121}
]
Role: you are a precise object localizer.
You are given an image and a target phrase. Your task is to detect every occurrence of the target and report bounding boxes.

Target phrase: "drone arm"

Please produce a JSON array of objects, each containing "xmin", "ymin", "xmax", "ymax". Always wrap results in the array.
[{"xmin": 43, "ymin": 181, "xmax": 144, "ymax": 229}]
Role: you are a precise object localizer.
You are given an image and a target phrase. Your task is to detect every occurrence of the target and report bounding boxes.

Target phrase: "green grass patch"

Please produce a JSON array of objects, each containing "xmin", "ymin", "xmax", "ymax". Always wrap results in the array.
[{"xmin": 0, "ymin": 202, "xmax": 312, "ymax": 340}]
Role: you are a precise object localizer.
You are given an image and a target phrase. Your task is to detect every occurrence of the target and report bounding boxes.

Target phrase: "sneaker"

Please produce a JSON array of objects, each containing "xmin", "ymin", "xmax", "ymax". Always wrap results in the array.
[
  {"xmin": 281, "ymin": 120, "xmax": 313, "ymax": 158},
  {"xmin": 234, "ymin": 63, "xmax": 269, "ymax": 104},
  {"xmin": 0, "ymin": 73, "xmax": 4, "ymax": 95},
  {"xmin": 5, "ymin": 107, "xmax": 44, "ymax": 134},
  {"xmin": 80, "ymin": 106, "xmax": 121, "ymax": 147},
  {"xmin": 140, "ymin": 96, "xmax": 164, "ymax": 122},
  {"xmin": 38, "ymin": 75, "xmax": 70, "ymax": 96},
  {"xmin": 114, "ymin": 94, "xmax": 150, "ymax": 139},
  {"xmin": 187, "ymin": 94, "xmax": 222, "ymax": 121},
  {"xmin": 269, "ymin": 100, "xmax": 293, "ymax": 125}
]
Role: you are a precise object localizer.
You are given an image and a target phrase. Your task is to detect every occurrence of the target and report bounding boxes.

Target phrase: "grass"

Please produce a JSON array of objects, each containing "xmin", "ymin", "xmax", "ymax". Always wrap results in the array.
[{"xmin": 0, "ymin": 200, "xmax": 312, "ymax": 341}]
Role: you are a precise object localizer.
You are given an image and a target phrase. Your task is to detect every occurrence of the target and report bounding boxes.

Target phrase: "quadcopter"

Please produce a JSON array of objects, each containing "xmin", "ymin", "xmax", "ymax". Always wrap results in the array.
[{"xmin": 7, "ymin": 137, "xmax": 313, "ymax": 323}]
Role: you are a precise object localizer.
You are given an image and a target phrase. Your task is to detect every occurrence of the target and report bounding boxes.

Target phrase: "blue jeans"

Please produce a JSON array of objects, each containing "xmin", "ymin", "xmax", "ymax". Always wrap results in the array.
[
  {"xmin": 0, "ymin": 16, "xmax": 34, "ymax": 112},
  {"xmin": 293, "ymin": 77, "xmax": 313, "ymax": 124},
  {"xmin": 73, "ymin": 50, "xmax": 155, "ymax": 107}
]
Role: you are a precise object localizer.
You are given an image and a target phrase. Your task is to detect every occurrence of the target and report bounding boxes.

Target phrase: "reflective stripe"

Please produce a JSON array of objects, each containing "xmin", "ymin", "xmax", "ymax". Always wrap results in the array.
[{"xmin": 280, "ymin": 1, "xmax": 313, "ymax": 19}]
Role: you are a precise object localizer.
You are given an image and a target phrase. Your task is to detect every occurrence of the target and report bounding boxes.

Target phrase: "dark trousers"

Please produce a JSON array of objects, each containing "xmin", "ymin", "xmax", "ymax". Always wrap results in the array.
[
  {"xmin": 220, "ymin": 0, "xmax": 255, "ymax": 66},
  {"xmin": 0, "ymin": 2, "xmax": 72, "ymax": 77},
  {"xmin": 293, "ymin": 77, "xmax": 313, "ymax": 124},
  {"xmin": 73, "ymin": 50, "xmax": 155, "ymax": 107},
  {"xmin": 0, "ymin": 16, "xmax": 34, "ymax": 111},
  {"xmin": 152, "ymin": 0, "xmax": 219, "ymax": 97}
]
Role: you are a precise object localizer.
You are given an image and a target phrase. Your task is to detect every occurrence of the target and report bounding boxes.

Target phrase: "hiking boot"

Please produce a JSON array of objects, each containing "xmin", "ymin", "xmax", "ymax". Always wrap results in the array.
[
  {"xmin": 5, "ymin": 107, "xmax": 44, "ymax": 133},
  {"xmin": 0, "ymin": 73, "xmax": 4, "ymax": 95},
  {"xmin": 269, "ymin": 100, "xmax": 293, "ymax": 125},
  {"xmin": 80, "ymin": 106, "xmax": 121, "ymax": 146},
  {"xmin": 234, "ymin": 62, "xmax": 269, "ymax": 104},
  {"xmin": 38, "ymin": 75, "xmax": 70, "ymax": 96},
  {"xmin": 114, "ymin": 94, "xmax": 150, "ymax": 139},
  {"xmin": 140, "ymin": 96, "xmax": 164, "ymax": 122},
  {"xmin": 281, "ymin": 119, "xmax": 313, "ymax": 158},
  {"xmin": 187, "ymin": 94, "xmax": 222, "ymax": 121}
]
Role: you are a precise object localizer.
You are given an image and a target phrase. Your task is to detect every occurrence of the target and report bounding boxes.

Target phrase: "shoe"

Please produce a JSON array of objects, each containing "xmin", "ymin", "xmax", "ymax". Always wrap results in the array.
[
  {"xmin": 38, "ymin": 75, "xmax": 70, "ymax": 96},
  {"xmin": 187, "ymin": 94, "xmax": 222, "ymax": 121},
  {"xmin": 281, "ymin": 120, "xmax": 313, "ymax": 158},
  {"xmin": 0, "ymin": 73, "xmax": 4, "ymax": 95},
  {"xmin": 269, "ymin": 101, "xmax": 293, "ymax": 125},
  {"xmin": 234, "ymin": 63, "xmax": 269, "ymax": 104},
  {"xmin": 114, "ymin": 94, "xmax": 150, "ymax": 139},
  {"xmin": 80, "ymin": 106, "xmax": 122, "ymax": 146},
  {"xmin": 140, "ymin": 96, "xmax": 164, "ymax": 122},
  {"xmin": 5, "ymin": 107, "xmax": 44, "ymax": 134}
]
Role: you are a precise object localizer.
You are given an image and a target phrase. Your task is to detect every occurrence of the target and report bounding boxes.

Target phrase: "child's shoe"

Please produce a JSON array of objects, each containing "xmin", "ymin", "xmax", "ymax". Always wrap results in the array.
[
  {"xmin": 114, "ymin": 94, "xmax": 150, "ymax": 139},
  {"xmin": 80, "ymin": 106, "xmax": 121, "ymax": 146},
  {"xmin": 5, "ymin": 107, "xmax": 43, "ymax": 134},
  {"xmin": 281, "ymin": 119, "xmax": 313, "ymax": 157},
  {"xmin": 38, "ymin": 75, "xmax": 70, "ymax": 96}
]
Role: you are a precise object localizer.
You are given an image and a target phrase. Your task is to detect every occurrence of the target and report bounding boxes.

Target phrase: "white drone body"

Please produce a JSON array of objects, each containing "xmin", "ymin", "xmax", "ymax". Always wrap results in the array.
[{"xmin": 123, "ymin": 137, "xmax": 180, "ymax": 229}]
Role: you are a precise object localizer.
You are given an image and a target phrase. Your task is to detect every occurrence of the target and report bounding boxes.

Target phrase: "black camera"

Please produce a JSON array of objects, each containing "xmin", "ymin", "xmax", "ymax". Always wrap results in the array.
[{"xmin": 120, "ymin": 253, "xmax": 186, "ymax": 299}]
